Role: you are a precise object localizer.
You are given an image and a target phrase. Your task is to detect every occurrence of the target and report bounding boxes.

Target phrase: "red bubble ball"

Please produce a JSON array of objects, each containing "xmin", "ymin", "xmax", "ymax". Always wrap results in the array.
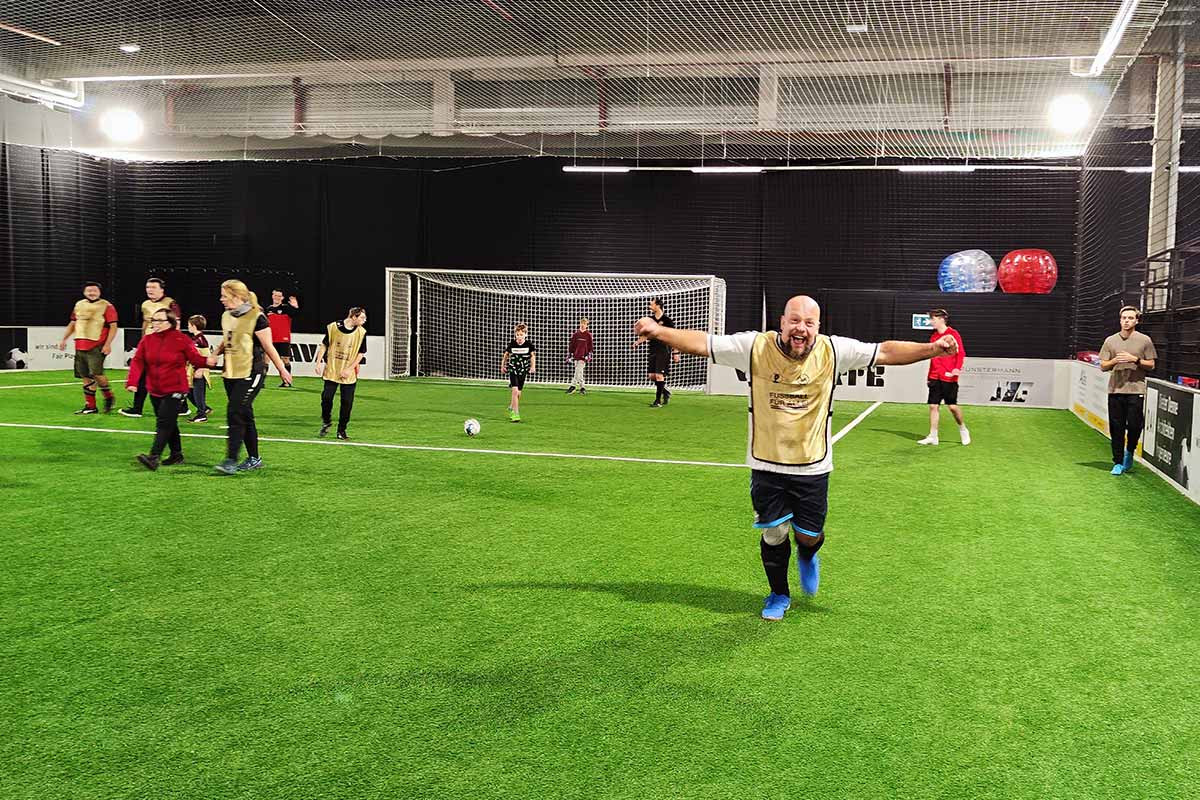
[{"xmin": 998, "ymin": 249, "xmax": 1057, "ymax": 294}]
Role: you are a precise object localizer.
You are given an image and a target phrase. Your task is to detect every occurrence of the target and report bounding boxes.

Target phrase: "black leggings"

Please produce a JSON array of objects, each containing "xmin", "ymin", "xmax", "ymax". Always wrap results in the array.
[
  {"xmin": 149, "ymin": 393, "xmax": 183, "ymax": 458},
  {"xmin": 1107, "ymin": 393, "xmax": 1145, "ymax": 464},
  {"xmin": 224, "ymin": 373, "xmax": 265, "ymax": 460},
  {"xmin": 321, "ymin": 380, "xmax": 357, "ymax": 431}
]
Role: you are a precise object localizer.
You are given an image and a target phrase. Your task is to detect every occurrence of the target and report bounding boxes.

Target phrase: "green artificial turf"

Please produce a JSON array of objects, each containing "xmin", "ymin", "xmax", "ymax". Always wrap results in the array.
[{"xmin": 1, "ymin": 371, "xmax": 1198, "ymax": 799}]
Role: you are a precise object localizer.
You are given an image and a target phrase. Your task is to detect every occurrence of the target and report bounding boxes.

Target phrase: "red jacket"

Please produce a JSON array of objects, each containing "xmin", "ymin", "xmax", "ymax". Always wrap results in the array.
[
  {"xmin": 127, "ymin": 329, "xmax": 210, "ymax": 396},
  {"xmin": 928, "ymin": 326, "xmax": 966, "ymax": 382}
]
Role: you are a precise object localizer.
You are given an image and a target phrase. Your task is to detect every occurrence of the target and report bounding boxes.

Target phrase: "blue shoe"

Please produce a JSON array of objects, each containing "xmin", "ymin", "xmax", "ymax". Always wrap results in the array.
[
  {"xmin": 798, "ymin": 555, "xmax": 820, "ymax": 596},
  {"xmin": 213, "ymin": 458, "xmax": 239, "ymax": 475},
  {"xmin": 761, "ymin": 592, "xmax": 791, "ymax": 621},
  {"xmin": 1111, "ymin": 463, "xmax": 1125, "ymax": 476},
  {"xmin": 237, "ymin": 456, "xmax": 263, "ymax": 472},
  {"xmin": 1122, "ymin": 451, "xmax": 1134, "ymax": 471}
]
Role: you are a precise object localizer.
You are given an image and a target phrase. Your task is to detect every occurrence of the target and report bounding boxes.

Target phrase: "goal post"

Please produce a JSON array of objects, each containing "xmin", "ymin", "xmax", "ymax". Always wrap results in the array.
[{"xmin": 385, "ymin": 269, "xmax": 727, "ymax": 391}]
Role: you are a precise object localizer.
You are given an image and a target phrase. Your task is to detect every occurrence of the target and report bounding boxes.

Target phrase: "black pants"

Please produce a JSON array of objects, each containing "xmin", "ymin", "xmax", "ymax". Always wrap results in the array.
[
  {"xmin": 189, "ymin": 376, "xmax": 208, "ymax": 416},
  {"xmin": 224, "ymin": 373, "xmax": 265, "ymax": 460},
  {"xmin": 321, "ymin": 380, "xmax": 357, "ymax": 431},
  {"xmin": 1107, "ymin": 393, "xmax": 1145, "ymax": 464},
  {"xmin": 132, "ymin": 371, "xmax": 148, "ymax": 413},
  {"xmin": 149, "ymin": 393, "xmax": 184, "ymax": 457},
  {"xmin": 136, "ymin": 371, "xmax": 187, "ymax": 414}
]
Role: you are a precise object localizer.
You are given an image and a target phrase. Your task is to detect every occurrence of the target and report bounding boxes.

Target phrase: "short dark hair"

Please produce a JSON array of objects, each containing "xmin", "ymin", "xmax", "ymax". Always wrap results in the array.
[
  {"xmin": 929, "ymin": 308, "xmax": 949, "ymax": 322},
  {"xmin": 152, "ymin": 308, "xmax": 177, "ymax": 326},
  {"xmin": 82, "ymin": 281, "xmax": 102, "ymax": 291},
  {"xmin": 272, "ymin": 288, "xmax": 284, "ymax": 295},
  {"xmin": 348, "ymin": 306, "xmax": 366, "ymax": 318},
  {"xmin": 146, "ymin": 277, "xmax": 166, "ymax": 288},
  {"xmin": 188, "ymin": 314, "xmax": 207, "ymax": 329},
  {"xmin": 651, "ymin": 297, "xmax": 665, "ymax": 310}
]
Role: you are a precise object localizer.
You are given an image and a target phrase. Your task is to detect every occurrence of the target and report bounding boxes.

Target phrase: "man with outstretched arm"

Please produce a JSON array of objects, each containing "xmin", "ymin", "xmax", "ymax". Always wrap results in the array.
[{"xmin": 633, "ymin": 294, "xmax": 957, "ymax": 621}]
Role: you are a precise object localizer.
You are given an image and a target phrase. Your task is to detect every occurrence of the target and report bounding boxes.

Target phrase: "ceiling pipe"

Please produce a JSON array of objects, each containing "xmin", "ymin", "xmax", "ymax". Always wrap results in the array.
[
  {"xmin": 943, "ymin": 63, "xmax": 952, "ymax": 132},
  {"xmin": 292, "ymin": 77, "xmax": 308, "ymax": 132},
  {"xmin": 0, "ymin": 21, "xmax": 61, "ymax": 45}
]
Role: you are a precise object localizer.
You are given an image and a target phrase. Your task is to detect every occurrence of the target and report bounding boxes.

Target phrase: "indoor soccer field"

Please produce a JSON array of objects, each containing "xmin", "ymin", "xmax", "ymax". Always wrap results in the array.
[
  {"xmin": 8, "ymin": 1, "xmax": 1200, "ymax": 797},
  {"xmin": 2, "ymin": 370, "xmax": 1198, "ymax": 799}
]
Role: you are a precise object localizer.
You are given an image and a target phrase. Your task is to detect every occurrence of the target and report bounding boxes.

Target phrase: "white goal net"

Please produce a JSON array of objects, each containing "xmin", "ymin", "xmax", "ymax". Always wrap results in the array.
[{"xmin": 386, "ymin": 270, "xmax": 727, "ymax": 391}]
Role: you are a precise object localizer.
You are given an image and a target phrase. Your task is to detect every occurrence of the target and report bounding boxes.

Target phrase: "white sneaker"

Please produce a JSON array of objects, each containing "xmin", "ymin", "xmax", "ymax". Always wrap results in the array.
[
  {"xmin": 917, "ymin": 435, "xmax": 939, "ymax": 445},
  {"xmin": 960, "ymin": 428, "xmax": 971, "ymax": 446}
]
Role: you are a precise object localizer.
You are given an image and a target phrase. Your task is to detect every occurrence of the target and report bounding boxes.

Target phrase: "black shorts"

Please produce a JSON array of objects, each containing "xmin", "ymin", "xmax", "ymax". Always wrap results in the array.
[
  {"xmin": 927, "ymin": 379, "xmax": 959, "ymax": 405},
  {"xmin": 750, "ymin": 470, "xmax": 830, "ymax": 536},
  {"xmin": 73, "ymin": 348, "xmax": 106, "ymax": 378},
  {"xmin": 509, "ymin": 372, "xmax": 527, "ymax": 390},
  {"xmin": 648, "ymin": 349, "xmax": 670, "ymax": 375},
  {"xmin": 273, "ymin": 342, "xmax": 292, "ymax": 359}
]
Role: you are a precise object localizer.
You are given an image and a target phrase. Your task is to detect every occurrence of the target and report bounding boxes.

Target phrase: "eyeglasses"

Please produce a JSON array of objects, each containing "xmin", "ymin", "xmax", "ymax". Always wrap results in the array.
[{"xmin": 152, "ymin": 317, "xmax": 170, "ymax": 324}]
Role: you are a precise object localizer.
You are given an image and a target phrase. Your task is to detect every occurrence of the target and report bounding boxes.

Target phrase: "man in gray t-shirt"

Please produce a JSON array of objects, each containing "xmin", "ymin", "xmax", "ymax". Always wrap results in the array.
[{"xmin": 1099, "ymin": 306, "xmax": 1158, "ymax": 475}]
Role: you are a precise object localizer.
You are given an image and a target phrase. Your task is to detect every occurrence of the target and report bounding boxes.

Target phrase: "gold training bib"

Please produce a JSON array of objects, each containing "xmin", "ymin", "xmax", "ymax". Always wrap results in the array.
[
  {"xmin": 221, "ymin": 310, "xmax": 261, "ymax": 379},
  {"xmin": 73, "ymin": 299, "xmax": 112, "ymax": 342},
  {"xmin": 323, "ymin": 322, "xmax": 367, "ymax": 384},
  {"xmin": 141, "ymin": 297, "xmax": 175, "ymax": 333},
  {"xmin": 749, "ymin": 333, "xmax": 836, "ymax": 466}
]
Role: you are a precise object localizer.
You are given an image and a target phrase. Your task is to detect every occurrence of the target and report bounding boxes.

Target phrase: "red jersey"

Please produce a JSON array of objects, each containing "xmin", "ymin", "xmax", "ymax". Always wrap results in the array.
[
  {"xmin": 928, "ymin": 326, "xmax": 966, "ymax": 382},
  {"xmin": 71, "ymin": 302, "xmax": 118, "ymax": 351},
  {"xmin": 266, "ymin": 304, "xmax": 297, "ymax": 342},
  {"xmin": 569, "ymin": 330, "xmax": 594, "ymax": 361},
  {"xmin": 126, "ymin": 329, "xmax": 210, "ymax": 396}
]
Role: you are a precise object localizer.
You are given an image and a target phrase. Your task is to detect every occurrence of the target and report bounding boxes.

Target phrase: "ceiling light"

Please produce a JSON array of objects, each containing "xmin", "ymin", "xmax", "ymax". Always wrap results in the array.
[
  {"xmin": 1047, "ymin": 94, "xmax": 1091, "ymax": 134},
  {"xmin": 690, "ymin": 166, "xmax": 763, "ymax": 174},
  {"xmin": 1086, "ymin": 0, "xmax": 1139, "ymax": 77},
  {"xmin": 845, "ymin": 24, "xmax": 868, "ymax": 33},
  {"xmin": 897, "ymin": 165, "xmax": 976, "ymax": 173},
  {"xmin": 119, "ymin": 43, "xmax": 141, "ymax": 54},
  {"xmin": 99, "ymin": 109, "xmax": 144, "ymax": 142},
  {"xmin": 562, "ymin": 166, "xmax": 631, "ymax": 173}
]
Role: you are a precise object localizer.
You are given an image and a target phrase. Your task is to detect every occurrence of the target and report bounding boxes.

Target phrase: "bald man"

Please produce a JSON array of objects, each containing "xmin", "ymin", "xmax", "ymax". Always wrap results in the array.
[{"xmin": 634, "ymin": 295, "xmax": 958, "ymax": 621}]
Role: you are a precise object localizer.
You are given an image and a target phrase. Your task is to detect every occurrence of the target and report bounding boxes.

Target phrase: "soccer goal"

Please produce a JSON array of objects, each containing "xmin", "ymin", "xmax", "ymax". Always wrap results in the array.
[{"xmin": 385, "ymin": 269, "xmax": 727, "ymax": 390}]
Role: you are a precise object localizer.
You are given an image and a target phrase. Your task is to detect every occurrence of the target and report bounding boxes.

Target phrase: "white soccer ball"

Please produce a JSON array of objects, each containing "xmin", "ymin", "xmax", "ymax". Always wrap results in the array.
[{"xmin": 463, "ymin": 418, "xmax": 481, "ymax": 437}]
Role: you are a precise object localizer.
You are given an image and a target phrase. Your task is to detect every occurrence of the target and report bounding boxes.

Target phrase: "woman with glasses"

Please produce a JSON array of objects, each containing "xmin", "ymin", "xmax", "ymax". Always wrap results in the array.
[{"xmin": 125, "ymin": 308, "xmax": 211, "ymax": 470}]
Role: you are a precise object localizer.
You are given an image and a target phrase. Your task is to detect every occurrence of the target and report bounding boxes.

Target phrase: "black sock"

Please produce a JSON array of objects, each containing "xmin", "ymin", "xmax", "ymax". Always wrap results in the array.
[
  {"xmin": 760, "ymin": 536, "xmax": 791, "ymax": 597},
  {"xmin": 655, "ymin": 380, "xmax": 665, "ymax": 402},
  {"xmin": 795, "ymin": 531, "xmax": 826, "ymax": 561}
]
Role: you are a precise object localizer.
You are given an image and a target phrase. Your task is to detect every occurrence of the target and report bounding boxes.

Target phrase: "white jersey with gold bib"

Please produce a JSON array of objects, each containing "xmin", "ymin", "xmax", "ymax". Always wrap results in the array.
[{"xmin": 709, "ymin": 331, "xmax": 878, "ymax": 476}]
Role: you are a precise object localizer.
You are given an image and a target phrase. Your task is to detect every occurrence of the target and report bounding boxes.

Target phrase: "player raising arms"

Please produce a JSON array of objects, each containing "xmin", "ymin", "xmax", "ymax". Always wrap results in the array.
[
  {"xmin": 59, "ymin": 281, "xmax": 118, "ymax": 415},
  {"xmin": 634, "ymin": 295, "xmax": 957, "ymax": 621}
]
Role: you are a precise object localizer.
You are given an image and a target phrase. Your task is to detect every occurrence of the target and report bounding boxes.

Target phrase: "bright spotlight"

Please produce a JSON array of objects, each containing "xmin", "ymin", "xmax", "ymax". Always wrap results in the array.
[
  {"xmin": 119, "ymin": 43, "xmax": 141, "ymax": 54},
  {"xmin": 99, "ymin": 109, "xmax": 145, "ymax": 142},
  {"xmin": 1047, "ymin": 95, "xmax": 1091, "ymax": 134}
]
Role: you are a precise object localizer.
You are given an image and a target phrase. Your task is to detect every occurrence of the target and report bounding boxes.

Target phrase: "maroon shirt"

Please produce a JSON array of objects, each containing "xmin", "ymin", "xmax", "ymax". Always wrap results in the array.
[
  {"xmin": 569, "ymin": 330, "xmax": 594, "ymax": 360},
  {"xmin": 126, "ymin": 329, "xmax": 210, "ymax": 396}
]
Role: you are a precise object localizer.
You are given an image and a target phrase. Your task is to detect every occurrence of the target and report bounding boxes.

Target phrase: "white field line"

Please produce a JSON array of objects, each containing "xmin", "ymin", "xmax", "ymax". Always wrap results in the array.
[
  {"xmin": 0, "ymin": 382, "xmax": 79, "ymax": 389},
  {"xmin": 0, "ymin": 399, "xmax": 881, "ymax": 467},
  {"xmin": 831, "ymin": 401, "xmax": 882, "ymax": 444},
  {"xmin": 0, "ymin": 422, "xmax": 749, "ymax": 469}
]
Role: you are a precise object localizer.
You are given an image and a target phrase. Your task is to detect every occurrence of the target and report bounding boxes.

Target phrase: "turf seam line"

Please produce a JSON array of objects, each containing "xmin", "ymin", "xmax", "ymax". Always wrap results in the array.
[
  {"xmin": 0, "ymin": 421, "xmax": 751, "ymax": 469},
  {"xmin": 831, "ymin": 400, "xmax": 882, "ymax": 444}
]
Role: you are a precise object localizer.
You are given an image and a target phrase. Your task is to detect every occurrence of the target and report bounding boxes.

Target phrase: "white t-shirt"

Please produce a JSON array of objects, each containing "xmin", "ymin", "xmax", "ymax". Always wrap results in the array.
[{"xmin": 709, "ymin": 331, "xmax": 879, "ymax": 475}]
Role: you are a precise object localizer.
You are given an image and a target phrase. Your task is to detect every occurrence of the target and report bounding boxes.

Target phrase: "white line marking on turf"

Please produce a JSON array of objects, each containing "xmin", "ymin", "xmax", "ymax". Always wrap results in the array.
[
  {"xmin": 0, "ymin": 422, "xmax": 749, "ymax": 469},
  {"xmin": 0, "ymin": 382, "xmax": 78, "ymax": 389},
  {"xmin": 831, "ymin": 400, "xmax": 882, "ymax": 444}
]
